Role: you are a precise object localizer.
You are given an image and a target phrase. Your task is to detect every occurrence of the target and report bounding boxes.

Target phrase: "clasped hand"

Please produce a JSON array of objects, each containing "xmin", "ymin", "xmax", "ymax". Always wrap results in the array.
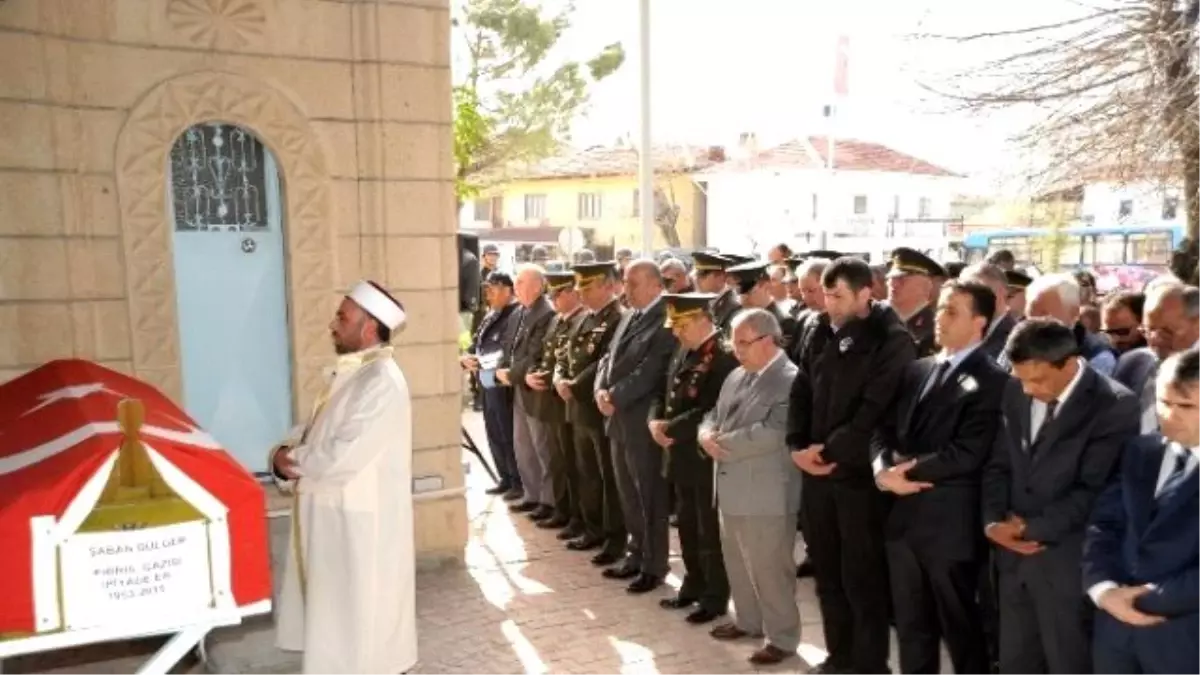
[
  {"xmin": 875, "ymin": 459, "xmax": 933, "ymax": 495},
  {"xmin": 595, "ymin": 389, "xmax": 615, "ymax": 417},
  {"xmin": 648, "ymin": 419, "xmax": 673, "ymax": 448},
  {"xmin": 791, "ymin": 444, "xmax": 836, "ymax": 476},
  {"xmin": 699, "ymin": 430, "xmax": 728, "ymax": 460},
  {"xmin": 986, "ymin": 515, "xmax": 1044, "ymax": 555}
]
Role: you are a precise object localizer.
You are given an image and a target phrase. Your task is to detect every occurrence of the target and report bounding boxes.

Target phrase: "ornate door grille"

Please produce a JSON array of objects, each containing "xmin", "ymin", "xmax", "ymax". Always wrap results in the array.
[{"xmin": 170, "ymin": 123, "xmax": 269, "ymax": 232}]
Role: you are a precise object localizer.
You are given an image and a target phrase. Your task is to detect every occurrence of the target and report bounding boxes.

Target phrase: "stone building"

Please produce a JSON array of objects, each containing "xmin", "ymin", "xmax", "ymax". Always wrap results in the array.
[{"xmin": 0, "ymin": 0, "xmax": 466, "ymax": 562}]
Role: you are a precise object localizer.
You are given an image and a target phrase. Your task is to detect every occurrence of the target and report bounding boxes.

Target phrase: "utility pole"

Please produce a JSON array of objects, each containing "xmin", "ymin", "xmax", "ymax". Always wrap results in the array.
[{"xmin": 637, "ymin": 0, "xmax": 654, "ymax": 257}]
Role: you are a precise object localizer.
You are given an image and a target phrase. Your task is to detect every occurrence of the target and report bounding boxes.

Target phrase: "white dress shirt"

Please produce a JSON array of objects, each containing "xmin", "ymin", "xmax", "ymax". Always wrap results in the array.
[
  {"xmin": 1029, "ymin": 358, "xmax": 1086, "ymax": 440},
  {"xmin": 1087, "ymin": 442, "xmax": 1200, "ymax": 606}
]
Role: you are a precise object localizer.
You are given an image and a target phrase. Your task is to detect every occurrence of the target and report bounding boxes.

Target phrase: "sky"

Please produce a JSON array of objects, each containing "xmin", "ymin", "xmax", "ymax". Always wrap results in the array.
[{"xmin": 524, "ymin": 0, "xmax": 1088, "ymax": 195}]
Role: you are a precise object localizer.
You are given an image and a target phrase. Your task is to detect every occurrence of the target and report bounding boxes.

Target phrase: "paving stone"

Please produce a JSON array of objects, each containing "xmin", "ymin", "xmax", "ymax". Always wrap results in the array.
[{"xmin": 8, "ymin": 412, "xmax": 948, "ymax": 673}]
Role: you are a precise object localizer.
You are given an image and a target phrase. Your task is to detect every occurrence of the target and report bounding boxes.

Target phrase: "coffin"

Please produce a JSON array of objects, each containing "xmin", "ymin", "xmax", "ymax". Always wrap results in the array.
[{"xmin": 0, "ymin": 359, "xmax": 271, "ymax": 637}]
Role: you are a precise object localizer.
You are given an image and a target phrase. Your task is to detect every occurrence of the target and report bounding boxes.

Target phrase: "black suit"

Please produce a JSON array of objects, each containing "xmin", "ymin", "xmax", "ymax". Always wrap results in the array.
[
  {"xmin": 505, "ymin": 296, "xmax": 558, "ymax": 505},
  {"xmin": 982, "ymin": 364, "xmax": 1139, "ymax": 673},
  {"xmin": 980, "ymin": 314, "xmax": 1016, "ymax": 363},
  {"xmin": 596, "ymin": 299, "xmax": 677, "ymax": 575},
  {"xmin": 650, "ymin": 334, "xmax": 739, "ymax": 612},
  {"xmin": 872, "ymin": 349, "xmax": 1009, "ymax": 674}
]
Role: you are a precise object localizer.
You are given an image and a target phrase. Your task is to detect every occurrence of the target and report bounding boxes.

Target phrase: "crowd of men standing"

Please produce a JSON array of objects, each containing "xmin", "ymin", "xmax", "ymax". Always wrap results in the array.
[{"xmin": 460, "ymin": 241, "xmax": 1200, "ymax": 674}]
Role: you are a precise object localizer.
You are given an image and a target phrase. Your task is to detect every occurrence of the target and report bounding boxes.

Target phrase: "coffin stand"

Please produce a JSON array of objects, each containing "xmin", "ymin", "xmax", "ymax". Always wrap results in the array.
[{"xmin": 0, "ymin": 360, "xmax": 273, "ymax": 674}]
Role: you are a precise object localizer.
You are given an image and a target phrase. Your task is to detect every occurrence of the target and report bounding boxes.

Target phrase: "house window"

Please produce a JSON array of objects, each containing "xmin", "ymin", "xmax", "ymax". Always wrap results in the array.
[
  {"xmin": 1118, "ymin": 199, "xmax": 1133, "ymax": 219},
  {"xmin": 472, "ymin": 199, "xmax": 491, "ymax": 222},
  {"xmin": 632, "ymin": 189, "xmax": 640, "ymax": 218},
  {"xmin": 811, "ymin": 194, "xmax": 819, "ymax": 220},
  {"xmin": 891, "ymin": 195, "xmax": 901, "ymax": 219},
  {"xmin": 523, "ymin": 194, "xmax": 547, "ymax": 220},
  {"xmin": 578, "ymin": 192, "xmax": 603, "ymax": 221},
  {"xmin": 853, "ymin": 195, "xmax": 868, "ymax": 215},
  {"xmin": 917, "ymin": 197, "xmax": 932, "ymax": 219},
  {"xmin": 1163, "ymin": 196, "xmax": 1179, "ymax": 220}
]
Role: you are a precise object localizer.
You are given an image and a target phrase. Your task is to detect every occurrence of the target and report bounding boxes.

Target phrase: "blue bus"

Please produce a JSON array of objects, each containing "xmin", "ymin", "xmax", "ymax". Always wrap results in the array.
[{"xmin": 961, "ymin": 224, "xmax": 1184, "ymax": 270}]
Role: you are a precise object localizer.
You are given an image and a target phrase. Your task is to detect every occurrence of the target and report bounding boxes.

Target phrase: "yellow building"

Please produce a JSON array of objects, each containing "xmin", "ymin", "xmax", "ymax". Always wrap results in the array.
[{"xmin": 463, "ymin": 145, "xmax": 724, "ymax": 258}]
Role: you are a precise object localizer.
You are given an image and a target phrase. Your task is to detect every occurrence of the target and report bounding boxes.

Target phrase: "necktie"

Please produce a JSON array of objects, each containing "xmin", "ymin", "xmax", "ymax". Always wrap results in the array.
[
  {"xmin": 1157, "ymin": 450, "xmax": 1192, "ymax": 500},
  {"xmin": 725, "ymin": 372, "xmax": 757, "ymax": 420},
  {"xmin": 921, "ymin": 360, "xmax": 953, "ymax": 400},
  {"xmin": 1033, "ymin": 399, "xmax": 1058, "ymax": 447}
]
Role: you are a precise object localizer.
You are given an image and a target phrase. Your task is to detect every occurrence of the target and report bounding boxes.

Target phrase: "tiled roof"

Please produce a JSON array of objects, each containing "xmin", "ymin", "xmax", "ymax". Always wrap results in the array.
[
  {"xmin": 704, "ymin": 137, "xmax": 961, "ymax": 178},
  {"xmin": 504, "ymin": 144, "xmax": 726, "ymax": 181}
]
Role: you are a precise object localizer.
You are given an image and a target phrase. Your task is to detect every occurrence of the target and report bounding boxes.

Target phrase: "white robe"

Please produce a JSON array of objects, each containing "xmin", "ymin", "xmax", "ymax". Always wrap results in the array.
[{"xmin": 273, "ymin": 345, "xmax": 417, "ymax": 674}]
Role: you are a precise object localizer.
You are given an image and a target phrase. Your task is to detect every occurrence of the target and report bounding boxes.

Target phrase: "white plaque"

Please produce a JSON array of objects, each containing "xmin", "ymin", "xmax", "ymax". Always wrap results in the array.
[{"xmin": 59, "ymin": 520, "xmax": 214, "ymax": 630}]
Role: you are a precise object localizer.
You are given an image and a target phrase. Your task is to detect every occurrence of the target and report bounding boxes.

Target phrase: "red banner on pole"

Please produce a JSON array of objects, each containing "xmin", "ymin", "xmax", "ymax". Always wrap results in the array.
[{"xmin": 834, "ymin": 35, "xmax": 850, "ymax": 98}]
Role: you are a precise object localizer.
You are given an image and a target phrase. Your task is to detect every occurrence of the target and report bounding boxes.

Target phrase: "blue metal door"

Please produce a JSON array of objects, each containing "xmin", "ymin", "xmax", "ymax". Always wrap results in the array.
[{"xmin": 168, "ymin": 123, "xmax": 293, "ymax": 473}]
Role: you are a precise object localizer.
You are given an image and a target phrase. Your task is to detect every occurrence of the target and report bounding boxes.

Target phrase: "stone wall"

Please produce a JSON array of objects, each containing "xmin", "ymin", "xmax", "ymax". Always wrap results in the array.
[{"xmin": 0, "ymin": 0, "xmax": 467, "ymax": 561}]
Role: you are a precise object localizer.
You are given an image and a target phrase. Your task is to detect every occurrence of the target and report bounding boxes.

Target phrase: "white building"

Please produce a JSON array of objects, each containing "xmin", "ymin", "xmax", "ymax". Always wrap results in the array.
[
  {"xmin": 699, "ymin": 136, "xmax": 966, "ymax": 259},
  {"xmin": 1079, "ymin": 180, "xmax": 1185, "ymax": 228}
]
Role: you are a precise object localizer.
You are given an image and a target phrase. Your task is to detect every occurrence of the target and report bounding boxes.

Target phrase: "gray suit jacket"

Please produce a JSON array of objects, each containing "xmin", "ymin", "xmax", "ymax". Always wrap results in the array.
[
  {"xmin": 701, "ymin": 353, "xmax": 800, "ymax": 516},
  {"xmin": 595, "ymin": 298, "xmax": 675, "ymax": 443}
]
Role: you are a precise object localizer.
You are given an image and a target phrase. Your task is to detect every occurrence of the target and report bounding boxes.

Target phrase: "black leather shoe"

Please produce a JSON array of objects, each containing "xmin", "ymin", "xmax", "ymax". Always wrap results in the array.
[
  {"xmin": 485, "ymin": 484, "xmax": 511, "ymax": 496},
  {"xmin": 557, "ymin": 527, "xmax": 583, "ymax": 541},
  {"xmin": 602, "ymin": 565, "xmax": 640, "ymax": 580},
  {"xmin": 502, "ymin": 488, "xmax": 524, "ymax": 502},
  {"xmin": 626, "ymin": 574, "xmax": 662, "ymax": 594},
  {"xmin": 590, "ymin": 550, "xmax": 623, "ymax": 566},
  {"xmin": 509, "ymin": 501, "xmax": 539, "ymax": 513},
  {"xmin": 567, "ymin": 536, "xmax": 604, "ymax": 551},
  {"xmin": 796, "ymin": 558, "xmax": 815, "ymax": 578},
  {"xmin": 660, "ymin": 595, "xmax": 697, "ymax": 610},
  {"xmin": 538, "ymin": 515, "xmax": 570, "ymax": 530},
  {"xmin": 686, "ymin": 607, "xmax": 725, "ymax": 624},
  {"xmin": 528, "ymin": 505, "xmax": 554, "ymax": 521}
]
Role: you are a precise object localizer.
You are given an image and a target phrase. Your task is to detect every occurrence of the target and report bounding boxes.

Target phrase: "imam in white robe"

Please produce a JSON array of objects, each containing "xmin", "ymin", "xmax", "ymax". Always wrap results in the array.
[{"xmin": 273, "ymin": 345, "xmax": 416, "ymax": 674}]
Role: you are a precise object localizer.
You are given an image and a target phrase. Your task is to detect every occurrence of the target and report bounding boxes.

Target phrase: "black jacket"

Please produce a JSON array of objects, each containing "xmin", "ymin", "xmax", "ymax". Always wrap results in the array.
[
  {"xmin": 982, "ymin": 364, "xmax": 1138, "ymax": 580},
  {"xmin": 980, "ymin": 313, "xmax": 1016, "ymax": 363},
  {"xmin": 872, "ymin": 349, "xmax": 1010, "ymax": 559},
  {"xmin": 787, "ymin": 301, "xmax": 915, "ymax": 482},
  {"xmin": 649, "ymin": 334, "xmax": 739, "ymax": 485},
  {"xmin": 555, "ymin": 299, "xmax": 623, "ymax": 430},
  {"xmin": 536, "ymin": 307, "xmax": 587, "ymax": 426}
]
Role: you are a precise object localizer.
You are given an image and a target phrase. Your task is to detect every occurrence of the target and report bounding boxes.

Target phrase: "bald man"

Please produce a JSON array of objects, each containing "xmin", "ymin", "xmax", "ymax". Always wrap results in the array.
[{"xmin": 595, "ymin": 260, "xmax": 678, "ymax": 591}]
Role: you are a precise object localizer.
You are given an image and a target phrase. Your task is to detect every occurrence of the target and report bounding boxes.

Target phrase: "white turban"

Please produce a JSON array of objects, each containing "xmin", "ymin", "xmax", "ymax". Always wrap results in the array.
[{"xmin": 348, "ymin": 280, "xmax": 406, "ymax": 330}]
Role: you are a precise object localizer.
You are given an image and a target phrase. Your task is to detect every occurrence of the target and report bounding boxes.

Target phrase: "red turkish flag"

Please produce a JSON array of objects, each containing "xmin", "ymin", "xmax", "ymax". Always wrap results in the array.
[{"xmin": 834, "ymin": 35, "xmax": 850, "ymax": 98}]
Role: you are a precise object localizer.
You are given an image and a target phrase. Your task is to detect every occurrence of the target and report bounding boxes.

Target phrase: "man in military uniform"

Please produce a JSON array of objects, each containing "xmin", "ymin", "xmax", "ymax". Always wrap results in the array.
[
  {"xmin": 886, "ymin": 247, "xmax": 945, "ymax": 358},
  {"xmin": 1005, "ymin": 268, "xmax": 1032, "ymax": 320},
  {"xmin": 692, "ymin": 252, "xmax": 741, "ymax": 337},
  {"xmin": 650, "ymin": 293, "xmax": 739, "ymax": 624},
  {"xmin": 727, "ymin": 260, "xmax": 801, "ymax": 357},
  {"xmin": 528, "ymin": 271, "xmax": 588, "ymax": 535},
  {"xmin": 554, "ymin": 262, "xmax": 626, "ymax": 561}
]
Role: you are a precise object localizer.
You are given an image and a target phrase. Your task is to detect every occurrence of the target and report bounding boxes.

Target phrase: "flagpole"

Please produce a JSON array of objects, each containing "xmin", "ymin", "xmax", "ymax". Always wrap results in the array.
[{"xmin": 637, "ymin": 0, "xmax": 654, "ymax": 258}]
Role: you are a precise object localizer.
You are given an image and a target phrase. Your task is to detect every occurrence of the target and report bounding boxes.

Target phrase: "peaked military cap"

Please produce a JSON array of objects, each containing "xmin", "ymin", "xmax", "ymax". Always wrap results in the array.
[
  {"xmin": 723, "ymin": 253, "xmax": 756, "ymax": 266},
  {"xmin": 727, "ymin": 260, "xmax": 771, "ymax": 294},
  {"xmin": 573, "ymin": 261, "xmax": 617, "ymax": 289},
  {"xmin": 616, "ymin": 247, "xmax": 634, "ymax": 259},
  {"xmin": 664, "ymin": 292, "xmax": 717, "ymax": 327},
  {"xmin": 692, "ymin": 251, "xmax": 736, "ymax": 272},
  {"xmin": 803, "ymin": 249, "xmax": 845, "ymax": 261},
  {"xmin": 546, "ymin": 270, "xmax": 575, "ymax": 291},
  {"xmin": 484, "ymin": 270, "xmax": 514, "ymax": 288},
  {"xmin": 887, "ymin": 247, "xmax": 946, "ymax": 278},
  {"xmin": 943, "ymin": 260, "xmax": 967, "ymax": 279},
  {"xmin": 1005, "ymin": 269, "xmax": 1033, "ymax": 289}
]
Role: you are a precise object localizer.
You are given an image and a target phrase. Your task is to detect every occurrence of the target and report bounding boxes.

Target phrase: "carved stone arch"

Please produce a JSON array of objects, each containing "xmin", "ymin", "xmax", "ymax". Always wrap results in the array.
[{"xmin": 114, "ymin": 70, "xmax": 334, "ymax": 413}]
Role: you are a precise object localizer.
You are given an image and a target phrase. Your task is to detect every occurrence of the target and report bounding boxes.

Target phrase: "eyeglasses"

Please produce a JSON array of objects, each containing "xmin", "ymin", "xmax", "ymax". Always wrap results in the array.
[
  {"xmin": 733, "ymin": 334, "xmax": 771, "ymax": 349},
  {"xmin": 1101, "ymin": 327, "xmax": 1135, "ymax": 337}
]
